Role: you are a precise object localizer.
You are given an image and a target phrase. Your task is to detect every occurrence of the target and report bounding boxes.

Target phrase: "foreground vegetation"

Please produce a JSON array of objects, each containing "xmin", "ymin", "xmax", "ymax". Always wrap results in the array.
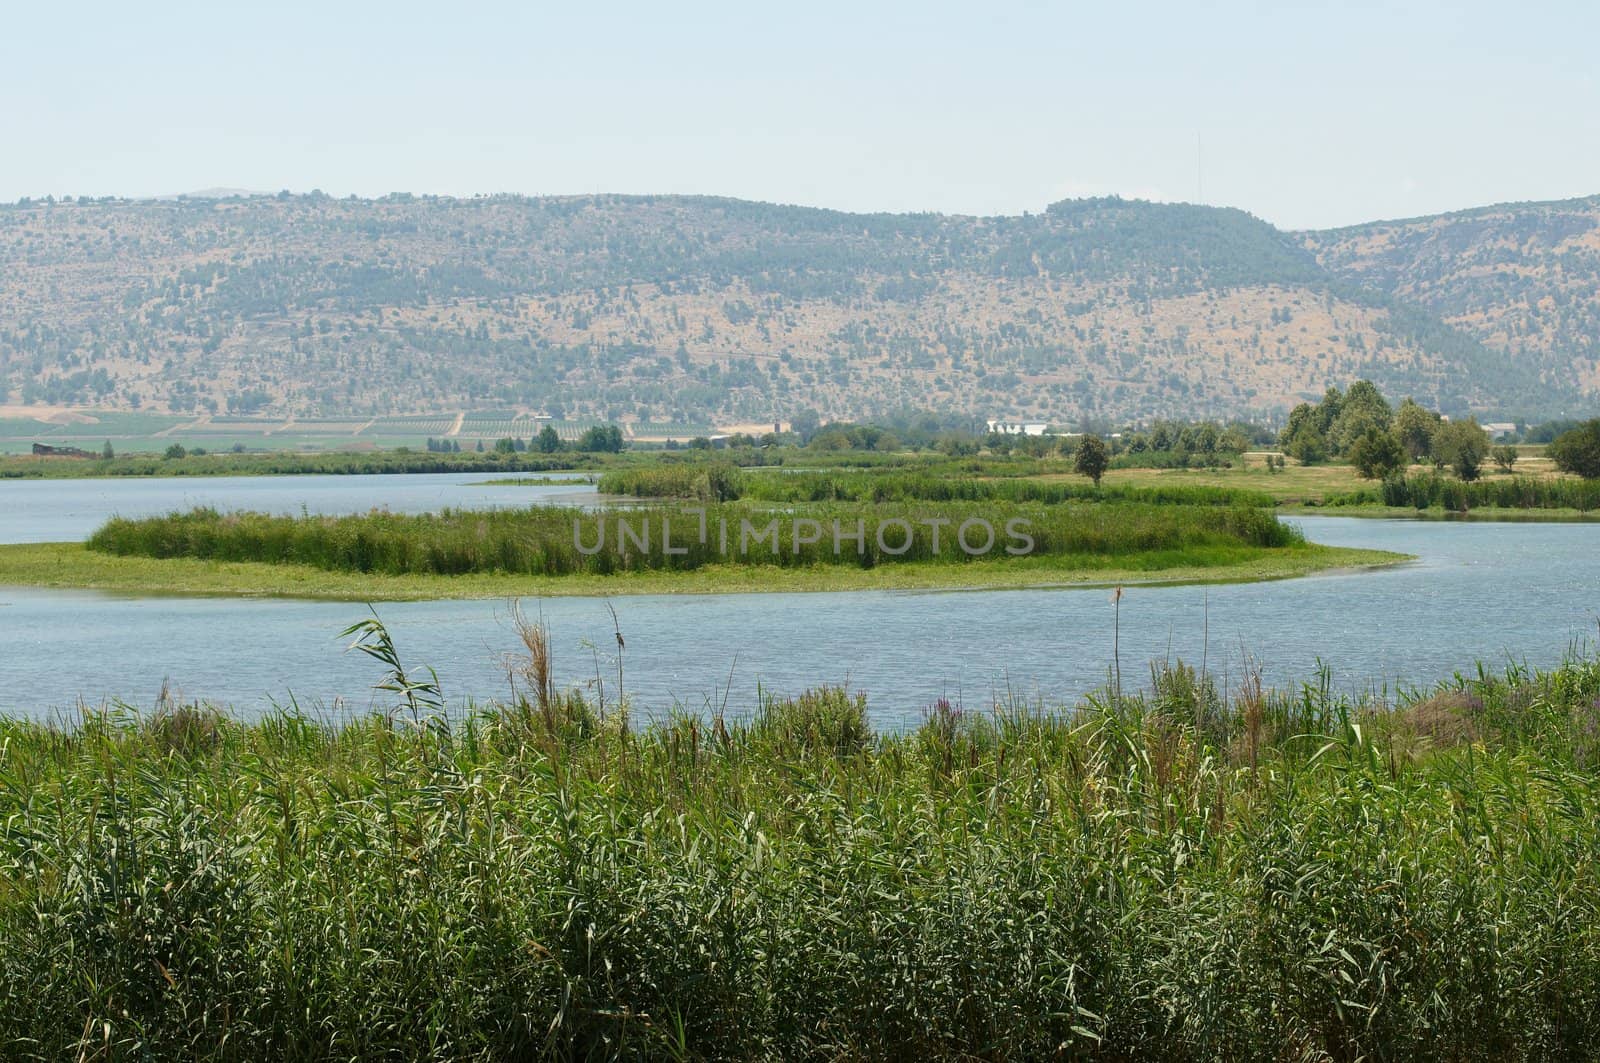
[{"xmin": 3, "ymin": 620, "xmax": 1600, "ymax": 1058}]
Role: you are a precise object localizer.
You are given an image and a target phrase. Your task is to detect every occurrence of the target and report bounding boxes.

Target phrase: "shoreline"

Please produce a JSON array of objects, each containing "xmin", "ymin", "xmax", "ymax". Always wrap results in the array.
[{"xmin": 1280, "ymin": 504, "xmax": 1600, "ymax": 522}]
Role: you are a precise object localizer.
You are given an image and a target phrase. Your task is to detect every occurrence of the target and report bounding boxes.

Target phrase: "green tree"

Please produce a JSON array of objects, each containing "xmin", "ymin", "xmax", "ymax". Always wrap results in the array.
[
  {"xmin": 1547, "ymin": 419, "xmax": 1600, "ymax": 479},
  {"xmin": 1330, "ymin": 380, "xmax": 1394, "ymax": 455},
  {"xmin": 790, "ymin": 408, "xmax": 821, "ymax": 442},
  {"xmin": 1314, "ymin": 386, "xmax": 1345, "ymax": 435},
  {"xmin": 1491, "ymin": 445, "xmax": 1519, "ymax": 474},
  {"xmin": 164, "ymin": 443, "xmax": 187, "ymax": 460},
  {"xmin": 1348, "ymin": 428, "xmax": 1406, "ymax": 480},
  {"xmin": 536, "ymin": 425, "xmax": 562, "ymax": 453},
  {"xmin": 1074, "ymin": 434, "xmax": 1109, "ymax": 486},
  {"xmin": 1433, "ymin": 419, "xmax": 1490, "ymax": 481},
  {"xmin": 577, "ymin": 425, "xmax": 625, "ymax": 453},
  {"xmin": 494, "ymin": 437, "xmax": 516, "ymax": 454},
  {"xmin": 1394, "ymin": 399, "xmax": 1439, "ymax": 462},
  {"xmin": 101, "ymin": 440, "xmax": 114, "ymax": 460},
  {"xmin": 1280, "ymin": 404, "xmax": 1327, "ymax": 465}
]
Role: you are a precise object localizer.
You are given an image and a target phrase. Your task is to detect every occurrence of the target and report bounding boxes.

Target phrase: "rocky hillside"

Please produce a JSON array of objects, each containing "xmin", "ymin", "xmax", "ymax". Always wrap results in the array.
[
  {"xmin": 0, "ymin": 192, "xmax": 1591, "ymax": 424},
  {"xmin": 1305, "ymin": 195, "xmax": 1600, "ymax": 408}
]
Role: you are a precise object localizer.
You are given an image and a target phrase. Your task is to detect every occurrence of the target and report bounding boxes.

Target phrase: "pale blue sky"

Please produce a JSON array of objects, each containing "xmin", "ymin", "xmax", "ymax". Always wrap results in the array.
[{"xmin": 3, "ymin": 0, "xmax": 1595, "ymax": 229}]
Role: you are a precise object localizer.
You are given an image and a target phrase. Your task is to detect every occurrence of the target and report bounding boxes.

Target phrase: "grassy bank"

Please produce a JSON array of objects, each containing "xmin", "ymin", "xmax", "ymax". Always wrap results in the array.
[
  {"xmin": 2, "ymin": 624, "xmax": 1600, "ymax": 1058},
  {"xmin": 0, "ymin": 540, "xmax": 1401, "ymax": 600}
]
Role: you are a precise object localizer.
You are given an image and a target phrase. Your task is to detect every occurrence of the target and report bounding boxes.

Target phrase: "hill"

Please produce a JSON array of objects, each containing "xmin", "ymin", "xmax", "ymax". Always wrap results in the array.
[
  {"xmin": 0, "ymin": 191, "xmax": 1592, "ymax": 425},
  {"xmin": 1305, "ymin": 195, "xmax": 1600, "ymax": 411}
]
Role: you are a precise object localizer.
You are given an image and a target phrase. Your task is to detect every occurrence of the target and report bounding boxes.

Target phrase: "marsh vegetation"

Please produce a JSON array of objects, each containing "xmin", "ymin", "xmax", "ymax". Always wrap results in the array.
[{"xmin": 2, "ymin": 617, "xmax": 1599, "ymax": 1058}]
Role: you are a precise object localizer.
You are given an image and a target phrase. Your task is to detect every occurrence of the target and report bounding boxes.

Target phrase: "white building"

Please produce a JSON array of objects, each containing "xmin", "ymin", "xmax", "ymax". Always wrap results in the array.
[{"xmin": 986, "ymin": 420, "xmax": 1048, "ymax": 437}]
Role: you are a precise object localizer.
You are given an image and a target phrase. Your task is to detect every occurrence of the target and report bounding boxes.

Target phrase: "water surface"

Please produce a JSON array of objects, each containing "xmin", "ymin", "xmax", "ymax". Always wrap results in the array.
[
  {"xmin": 1, "ymin": 475, "xmax": 1597, "ymax": 726},
  {"xmin": 1, "ymin": 471, "xmax": 594, "ymax": 543}
]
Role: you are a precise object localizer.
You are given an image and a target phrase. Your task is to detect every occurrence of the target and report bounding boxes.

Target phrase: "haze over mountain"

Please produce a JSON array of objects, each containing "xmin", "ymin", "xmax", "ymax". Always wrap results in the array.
[{"xmin": 2, "ymin": 191, "xmax": 1596, "ymax": 426}]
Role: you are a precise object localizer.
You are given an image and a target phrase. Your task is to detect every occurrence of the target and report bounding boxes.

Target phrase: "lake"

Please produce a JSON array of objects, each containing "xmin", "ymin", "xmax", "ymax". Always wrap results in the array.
[{"xmin": 2, "ymin": 474, "xmax": 1597, "ymax": 726}]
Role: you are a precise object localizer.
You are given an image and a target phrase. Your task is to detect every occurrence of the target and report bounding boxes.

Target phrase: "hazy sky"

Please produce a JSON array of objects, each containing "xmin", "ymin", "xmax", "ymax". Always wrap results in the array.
[{"xmin": 4, "ymin": 0, "xmax": 1596, "ymax": 229}]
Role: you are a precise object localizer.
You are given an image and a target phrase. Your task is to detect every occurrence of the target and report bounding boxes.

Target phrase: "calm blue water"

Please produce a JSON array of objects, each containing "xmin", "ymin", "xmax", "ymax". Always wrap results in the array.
[
  {"xmin": 0, "ymin": 471, "xmax": 596, "ymax": 543},
  {"xmin": 0, "ymin": 474, "xmax": 1596, "ymax": 725}
]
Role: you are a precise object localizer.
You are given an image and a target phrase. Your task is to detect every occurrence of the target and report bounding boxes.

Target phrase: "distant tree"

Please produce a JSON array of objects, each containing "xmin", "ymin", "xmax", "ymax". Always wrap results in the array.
[
  {"xmin": 984, "ymin": 432, "xmax": 1014, "ymax": 455},
  {"xmin": 101, "ymin": 440, "xmax": 114, "ymax": 460},
  {"xmin": 1547, "ymin": 420, "xmax": 1600, "ymax": 479},
  {"xmin": 936, "ymin": 435, "xmax": 978, "ymax": 458},
  {"xmin": 1219, "ymin": 424, "xmax": 1253, "ymax": 454},
  {"xmin": 1330, "ymin": 380, "xmax": 1394, "ymax": 455},
  {"xmin": 1282, "ymin": 424, "xmax": 1326, "ymax": 465},
  {"xmin": 164, "ymin": 444, "xmax": 187, "ymax": 460},
  {"xmin": 688, "ymin": 436, "xmax": 713, "ymax": 450},
  {"xmin": 1491, "ymin": 445, "xmax": 1519, "ymax": 474},
  {"xmin": 1349, "ymin": 428, "xmax": 1406, "ymax": 480},
  {"xmin": 475, "ymin": 439, "xmax": 485, "ymax": 453},
  {"xmin": 1525, "ymin": 419, "xmax": 1584, "ymax": 445},
  {"xmin": 790, "ymin": 408, "xmax": 821, "ymax": 442},
  {"xmin": 577, "ymin": 425, "xmax": 625, "ymax": 453},
  {"xmin": 494, "ymin": 437, "xmax": 516, "ymax": 454},
  {"xmin": 1279, "ymin": 403, "xmax": 1326, "ymax": 464},
  {"xmin": 1074, "ymin": 434, "xmax": 1109, "ymax": 486},
  {"xmin": 1394, "ymin": 399, "xmax": 1440, "ymax": 462},
  {"xmin": 536, "ymin": 425, "xmax": 562, "ymax": 453},
  {"xmin": 1314, "ymin": 386, "xmax": 1345, "ymax": 435},
  {"xmin": 1433, "ymin": 419, "xmax": 1490, "ymax": 481}
]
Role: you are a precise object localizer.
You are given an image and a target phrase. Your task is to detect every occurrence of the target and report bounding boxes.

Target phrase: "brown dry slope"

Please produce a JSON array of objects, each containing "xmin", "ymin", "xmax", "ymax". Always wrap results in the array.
[
  {"xmin": 0, "ymin": 192, "xmax": 1587, "ymax": 423},
  {"xmin": 1305, "ymin": 195, "xmax": 1600, "ymax": 404}
]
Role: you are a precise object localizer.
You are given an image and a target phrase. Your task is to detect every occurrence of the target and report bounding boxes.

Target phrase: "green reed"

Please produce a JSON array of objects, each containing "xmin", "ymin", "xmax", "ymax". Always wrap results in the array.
[
  {"xmin": 2, "ymin": 625, "xmax": 1600, "ymax": 1059},
  {"xmin": 600, "ymin": 466, "xmax": 1276, "ymax": 508},
  {"xmin": 87, "ymin": 501, "xmax": 1301, "ymax": 577},
  {"xmin": 1324, "ymin": 472, "xmax": 1600, "ymax": 512}
]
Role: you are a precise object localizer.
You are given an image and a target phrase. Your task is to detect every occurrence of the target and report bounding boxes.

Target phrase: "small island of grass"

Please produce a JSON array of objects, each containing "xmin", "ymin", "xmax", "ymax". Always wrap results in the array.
[{"xmin": 0, "ymin": 497, "xmax": 1407, "ymax": 601}]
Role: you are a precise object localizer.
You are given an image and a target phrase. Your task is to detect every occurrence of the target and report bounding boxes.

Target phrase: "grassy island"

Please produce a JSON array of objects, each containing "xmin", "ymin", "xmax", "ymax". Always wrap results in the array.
[{"xmin": 0, "ymin": 497, "xmax": 1408, "ymax": 600}]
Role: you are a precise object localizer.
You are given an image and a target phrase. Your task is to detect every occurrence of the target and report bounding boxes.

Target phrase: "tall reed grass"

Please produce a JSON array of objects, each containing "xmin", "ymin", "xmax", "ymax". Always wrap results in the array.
[
  {"xmin": 1325, "ymin": 472, "xmax": 1600, "ymax": 512},
  {"xmin": 3, "ymin": 627, "xmax": 1600, "ymax": 1058},
  {"xmin": 601, "ymin": 467, "xmax": 1276, "ymax": 508},
  {"xmin": 87, "ymin": 502, "xmax": 1302, "ymax": 577}
]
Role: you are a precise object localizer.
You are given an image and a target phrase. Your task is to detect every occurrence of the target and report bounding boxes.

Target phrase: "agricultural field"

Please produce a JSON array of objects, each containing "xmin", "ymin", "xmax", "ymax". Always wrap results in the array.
[{"xmin": 0, "ymin": 408, "xmax": 616, "ymax": 455}]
